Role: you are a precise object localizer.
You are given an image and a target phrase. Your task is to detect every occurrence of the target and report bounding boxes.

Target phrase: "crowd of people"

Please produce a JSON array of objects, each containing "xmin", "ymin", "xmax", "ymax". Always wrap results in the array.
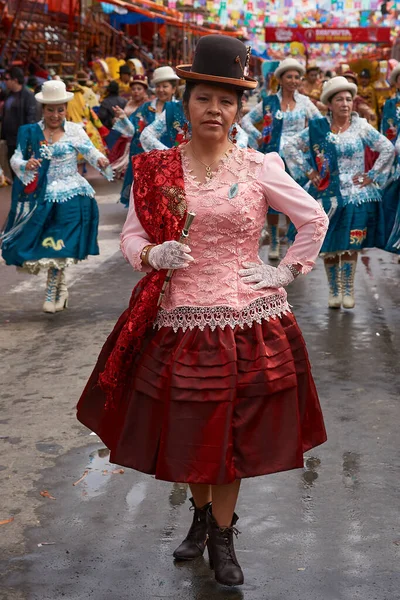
[
  {"xmin": 1, "ymin": 46, "xmax": 400, "ymax": 313},
  {"xmin": 1, "ymin": 34, "xmax": 400, "ymax": 589}
]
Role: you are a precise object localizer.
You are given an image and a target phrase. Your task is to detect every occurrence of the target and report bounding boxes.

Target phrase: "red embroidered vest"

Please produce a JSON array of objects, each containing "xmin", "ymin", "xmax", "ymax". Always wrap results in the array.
[{"xmin": 98, "ymin": 147, "xmax": 187, "ymax": 407}]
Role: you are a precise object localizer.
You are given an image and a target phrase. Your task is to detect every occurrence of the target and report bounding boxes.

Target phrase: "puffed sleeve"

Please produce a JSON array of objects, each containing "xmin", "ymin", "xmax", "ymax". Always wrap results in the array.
[
  {"xmin": 305, "ymin": 96, "xmax": 322, "ymax": 120},
  {"xmin": 140, "ymin": 112, "xmax": 168, "ymax": 151},
  {"xmin": 282, "ymin": 127, "xmax": 313, "ymax": 186},
  {"xmin": 120, "ymin": 186, "xmax": 152, "ymax": 272},
  {"xmin": 10, "ymin": 126, "xmax": 37, "ymax": 185},
  {"xmin": 241, "ymin": 101, "xmax": 263, "ymax": 150},
  {"xmin": 72, "ymin": 124, "xmax": 114, "ymax": 181},
  {"xmin": 359, "ymin": 119, "xmax": 395, "ymax": 187},
  {"xmin": 232, "ymin": 122, "xmax": 248, "ymax": 148},
  {"xmin": 259, "ymin": 153, "xmax": 329, "ymax": 274},
  {"xmin": 112, "ymin": 115, "xmax": 135, "ymax": 137}
]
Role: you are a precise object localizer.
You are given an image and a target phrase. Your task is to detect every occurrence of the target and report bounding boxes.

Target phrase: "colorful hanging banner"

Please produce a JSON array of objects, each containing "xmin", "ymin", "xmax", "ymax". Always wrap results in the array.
[{"xmin": 265, "ymin": 27, "xmax": 392, "ymax": 44}]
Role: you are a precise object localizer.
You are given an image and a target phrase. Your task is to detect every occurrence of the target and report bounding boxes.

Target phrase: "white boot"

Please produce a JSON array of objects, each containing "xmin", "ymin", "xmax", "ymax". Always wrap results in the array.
[
  {"xmin": 341, "ymin": 259, "xmax": 356, "ymax": 309},
  {"xmin": 55, "ymin": 270, "xmax": 69, "ymax": 312},
  {"xmin": 268, "ymin": 224, "xmax": 280, "ymax": 260},
  {"xmin": 43, "ymin": 268, "xmax": 60, "ymax": 313},
  {"xmin": 324, "ymin": 262, "xmax": 342, "ymax": 308}
]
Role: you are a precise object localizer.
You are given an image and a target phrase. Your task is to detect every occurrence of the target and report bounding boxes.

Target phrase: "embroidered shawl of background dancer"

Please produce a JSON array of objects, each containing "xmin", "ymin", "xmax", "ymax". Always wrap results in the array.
[
  {"xmin": 0, "ymin": 124, "xmax": 50, "ymax": 245},
  {"xmin": 381, "ymin": 94, "xmax": 400, "ymax": 145},
  {"xmin": 260, "ymin": 94, "xmax": 283, "ymax": 154},
  {"xmin": 307, "ymin": 117, "xmax": 342, "ymax": 205}
]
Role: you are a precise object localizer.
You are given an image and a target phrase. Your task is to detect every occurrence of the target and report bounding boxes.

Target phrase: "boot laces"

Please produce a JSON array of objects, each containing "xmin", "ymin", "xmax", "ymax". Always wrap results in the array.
[
  {"xmin": 218, "ymin": 526, "xmax": 241, "ymax": 563},
  {"xmin": 342, "ymin": 262, "xmax": 353, "ymax": 295},
  {"xmin": 45, "ymin": 269, "xmax": 58, "ymax": 300}
]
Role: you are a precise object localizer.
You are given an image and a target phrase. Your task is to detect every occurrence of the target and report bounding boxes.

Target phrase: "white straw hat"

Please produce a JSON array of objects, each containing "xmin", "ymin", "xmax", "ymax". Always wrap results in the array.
[
  {"xmin": 35, "ymin": 80, "xmax": 74, "ymax": 104},
  {"xmin": 321, "ymin": 76, "xmax": 357, "ymax": 105},
  {"xmin": 274, "ymin": 58, "xmax": 305, "ymax": 79},
  {"xmin": 152, "ymin": 66, "xmax": 180, "ymax": 85},
  {"xmin": 390, "ymin": 63, "xmax": 400, "ymax": 86}
]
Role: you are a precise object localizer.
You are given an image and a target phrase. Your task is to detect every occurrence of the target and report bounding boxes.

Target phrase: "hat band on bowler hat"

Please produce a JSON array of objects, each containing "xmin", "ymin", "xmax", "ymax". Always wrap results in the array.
[{"xmin": 175, "ymin": 35, "xmax": 257, "ymax": 90}]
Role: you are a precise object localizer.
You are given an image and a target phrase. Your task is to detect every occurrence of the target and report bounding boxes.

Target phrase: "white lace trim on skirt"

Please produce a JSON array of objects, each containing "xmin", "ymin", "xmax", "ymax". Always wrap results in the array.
[{"xmin": 154, "ymin": 294, "xmax": 292, "ymax": 333}]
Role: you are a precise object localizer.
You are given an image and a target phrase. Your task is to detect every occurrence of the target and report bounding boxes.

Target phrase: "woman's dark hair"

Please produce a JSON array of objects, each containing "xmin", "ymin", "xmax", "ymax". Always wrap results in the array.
[
  {"xmin": 182, "ymin": 81, "xmax": 243, "ymax": 115},
  {"xmin": 6, "ymin": 66, "xmax": 25, "ymax": 85},
  {"xmin": 106, "ymin": 80, "xmax": 120, "ymax": 96}
]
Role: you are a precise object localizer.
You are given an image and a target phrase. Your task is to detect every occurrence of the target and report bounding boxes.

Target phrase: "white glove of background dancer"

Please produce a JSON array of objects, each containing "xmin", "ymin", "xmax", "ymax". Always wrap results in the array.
[
  {"xmin": 148, "ymin": 240, "xmax": 194, "ymax": 270},
  {"xmin": 239, "ymin": 262, "xmax": 299, "ymax": 290}
]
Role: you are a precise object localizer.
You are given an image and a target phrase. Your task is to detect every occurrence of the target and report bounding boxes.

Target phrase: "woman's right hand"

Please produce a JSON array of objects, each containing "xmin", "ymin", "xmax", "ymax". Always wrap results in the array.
[
  {"xmin": 112, "ymin": 106, "xmax": 126, "ymax": 120},
  {"xmin": 148, "ymin": 241, "xmax": 194, "ymax": 271},
  {"xmin": 26, "ymin": 158, "xmax": 42, "ymax": 171}
]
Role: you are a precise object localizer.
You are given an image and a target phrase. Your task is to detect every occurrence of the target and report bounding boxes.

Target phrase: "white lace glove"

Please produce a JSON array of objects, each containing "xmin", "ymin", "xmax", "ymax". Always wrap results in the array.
[
  {"xmin": 239, "ymin": 262, "xmax": 298, "ymax": 290},
  {"xmin": 148, "ymin": 240, "xmax": 194, "ymax": 271}
]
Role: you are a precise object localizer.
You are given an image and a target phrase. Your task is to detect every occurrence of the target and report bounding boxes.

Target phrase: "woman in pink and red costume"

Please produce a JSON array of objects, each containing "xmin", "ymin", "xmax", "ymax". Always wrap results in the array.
[{"xmin": 77, "ymin": 36, "xmax": 328, "ymax": 587}]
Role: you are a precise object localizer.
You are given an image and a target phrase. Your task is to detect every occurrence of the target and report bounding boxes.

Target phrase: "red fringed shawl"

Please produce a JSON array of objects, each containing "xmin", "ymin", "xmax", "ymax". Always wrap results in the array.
[{"xmin": 98, "ymin": 146, "xmax": 187, "ymax": 407}]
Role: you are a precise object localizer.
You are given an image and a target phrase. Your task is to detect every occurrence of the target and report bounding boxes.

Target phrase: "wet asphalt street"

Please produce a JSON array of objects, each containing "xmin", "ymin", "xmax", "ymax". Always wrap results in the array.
[{"xmin": 0, "ymin": 174, "xmax": 400, "ymax": 600}]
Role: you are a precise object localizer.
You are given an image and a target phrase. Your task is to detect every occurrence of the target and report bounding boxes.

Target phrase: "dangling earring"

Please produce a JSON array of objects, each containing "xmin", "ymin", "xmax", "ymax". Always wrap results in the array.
[
  {"xmin": 183, "ymin": 121, "xmax": 190, "ymax": 141},
  {"xmin": 230, "ymin": 125, "xmax": 238, "ymax": 144}
]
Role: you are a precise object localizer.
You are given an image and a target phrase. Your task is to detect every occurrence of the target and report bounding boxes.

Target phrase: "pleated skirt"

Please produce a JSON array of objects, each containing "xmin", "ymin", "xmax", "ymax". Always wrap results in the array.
[{"xmin": 77, "ymin": 312, "xmax": 327, "ymax": 485}]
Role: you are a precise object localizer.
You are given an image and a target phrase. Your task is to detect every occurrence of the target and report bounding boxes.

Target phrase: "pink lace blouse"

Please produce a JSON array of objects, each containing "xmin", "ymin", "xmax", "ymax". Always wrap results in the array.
[{"xmin": 121, "ymin": 147, "xmax": 328, "ymax": 332}]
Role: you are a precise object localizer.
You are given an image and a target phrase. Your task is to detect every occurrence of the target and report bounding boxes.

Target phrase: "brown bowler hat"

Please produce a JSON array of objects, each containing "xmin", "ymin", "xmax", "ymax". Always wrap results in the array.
[{"xmin": 176, "ymin": 35, "xmax": 257, "ymax": 90}]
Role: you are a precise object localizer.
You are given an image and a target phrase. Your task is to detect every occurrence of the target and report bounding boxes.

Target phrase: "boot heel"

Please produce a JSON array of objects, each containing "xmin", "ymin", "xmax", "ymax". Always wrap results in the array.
[{"xmin": 172, "ymin": 498, "xmax": 211, "ymax": 561}]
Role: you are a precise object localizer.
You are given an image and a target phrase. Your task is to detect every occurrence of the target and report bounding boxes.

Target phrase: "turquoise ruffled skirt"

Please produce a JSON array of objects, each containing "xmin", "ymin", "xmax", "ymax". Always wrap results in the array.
[
  {"xmin": 1, "ymin": 194, "xmax": 99, "ymax": 268},
  {"xmin": 319, "ymin": 198, "xmax": 386, "ymax": 254}
]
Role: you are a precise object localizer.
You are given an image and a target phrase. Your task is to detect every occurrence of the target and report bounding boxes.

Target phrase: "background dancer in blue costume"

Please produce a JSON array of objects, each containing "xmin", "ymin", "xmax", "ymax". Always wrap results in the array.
[
  {"xmin": 242, "ymin": 58, "xmax": 321, "ymax": 259},
  {"xmin": 111, "ymin": 66, "xmax": 180, "ymax": 207},
  {"xmin": 1, "ymin": 81, "xmax": 113, "ymax": 314},
  {"xmin": 383, "ymin": 134, "xmax": 400, "ymax": 255},
  {"xmin": 381, "ymin": 63, "xmax": 400, "ymax": 145},
  {"xmin": 107, "ymin": 74, "xmax": 149, "ymax": 180},
  {"xmin": 284, "ymin": 76, "xmax": 394, "ymax": 310}
]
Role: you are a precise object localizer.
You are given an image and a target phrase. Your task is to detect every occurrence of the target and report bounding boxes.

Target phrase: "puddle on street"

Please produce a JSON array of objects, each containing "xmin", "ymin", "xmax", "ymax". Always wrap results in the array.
[
  {"xmin": 126, "ymin": 481, "xmax": 148, "ymax": 513},
  {"xmin": 75, "ymin": 447, "xmax": 120, "ymax": 499}
]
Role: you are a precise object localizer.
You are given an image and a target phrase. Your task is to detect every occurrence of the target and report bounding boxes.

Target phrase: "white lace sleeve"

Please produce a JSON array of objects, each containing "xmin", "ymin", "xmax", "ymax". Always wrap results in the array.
[
  {"xmin": 140, "ymin": 112, "xmax": 168, "ymax": 151},
  {"xmin": 360, "ymin": 119, "xmax": 395, "ymax": 187},
  {"xmin": 233, "ymin": 122, "xmax": 248, "ymax": 148},
  {"xmin": 113, "ymin": 115, "xmax": 135, "ymax": 137},
  {"xmin": 305, "ymin": 96, "xmax": 322, "ymax": 120},
  {"xmin": 72, "ymin": 124, "xmax": 113, "ymax": 180},
  {"xmin": 10, "ymin": 146, "xmax": 36, "ymax": 185},
  {"xmin": 282, "ymin": 128, "xmax": 313, "ymax": 184},
  {"xmin": 241, "ymin": 101, "xmax": 263, "ymax": 150}
]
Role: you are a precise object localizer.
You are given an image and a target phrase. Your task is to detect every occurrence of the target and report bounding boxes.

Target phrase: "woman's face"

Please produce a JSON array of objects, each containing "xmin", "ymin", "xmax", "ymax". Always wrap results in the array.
[
  {"xmin": 155, "ymin": 81, "xmax": 175, "ymax": 102},
  {"xmin": 43, "ymin": 104, "xmax": 67, "ymax": 128},
  {"xmin": 131, "ymin": 83, "xmax": 147, "ymax": 104},
  {"xmin": 328, "ymin": 91, "xmax": 353, "ymax": 119},
  {"xmin": 187, "ymin": 83, "xmax": 238, "ymax": 144},
  {"xmin": 280, "ymin": 69, "xmax": 301, "ymax": 93}
]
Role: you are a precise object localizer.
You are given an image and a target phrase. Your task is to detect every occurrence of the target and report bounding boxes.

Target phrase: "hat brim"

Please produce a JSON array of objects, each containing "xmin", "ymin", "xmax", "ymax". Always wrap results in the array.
[
  {"xmin": 132, "ymin": 81, "xmax": 149, "ymax": 89},
  {"xmin": 390, "ymin": 66, "xmax": 400, "ymax": 85},
  {"xmin": 152, "ymin": 74, "xmax": 181, "ymax": 85},
  {"xmin": 35, "ymin": 91, "xmax": 74, "ymax": 104},
  {"xmin": 321, "ymin": 82, "xmax": 357, "ymax": 105},
  {"xmin": 274, "ymin": 65, "xmax": 305, "ymax": 79},
  {"xmin": 176, "ymin": 65, "xmax": 257, "ymax": 90}
]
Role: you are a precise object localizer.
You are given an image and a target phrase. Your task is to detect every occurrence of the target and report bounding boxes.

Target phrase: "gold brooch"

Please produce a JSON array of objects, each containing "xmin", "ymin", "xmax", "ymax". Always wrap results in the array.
[{"xmin": 161, "ymin": 186, "xmax": 187, "ymax": 218}]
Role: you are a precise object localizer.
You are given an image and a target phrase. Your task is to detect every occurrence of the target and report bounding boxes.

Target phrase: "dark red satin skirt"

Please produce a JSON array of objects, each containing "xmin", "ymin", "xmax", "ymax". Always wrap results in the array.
[{"xmin": 77, "ymin": 312, "xmax": 327, "ymax": 485}]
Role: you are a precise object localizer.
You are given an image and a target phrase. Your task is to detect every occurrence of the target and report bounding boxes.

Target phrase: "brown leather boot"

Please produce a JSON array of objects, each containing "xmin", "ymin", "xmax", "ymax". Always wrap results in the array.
[
  {"xmin": 173, "ymin": 497, "xmax": 211, "ymax": 561},
  {"xmin": 207, "ymin": 508, "xmax": 244, "ymax": 586}
]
